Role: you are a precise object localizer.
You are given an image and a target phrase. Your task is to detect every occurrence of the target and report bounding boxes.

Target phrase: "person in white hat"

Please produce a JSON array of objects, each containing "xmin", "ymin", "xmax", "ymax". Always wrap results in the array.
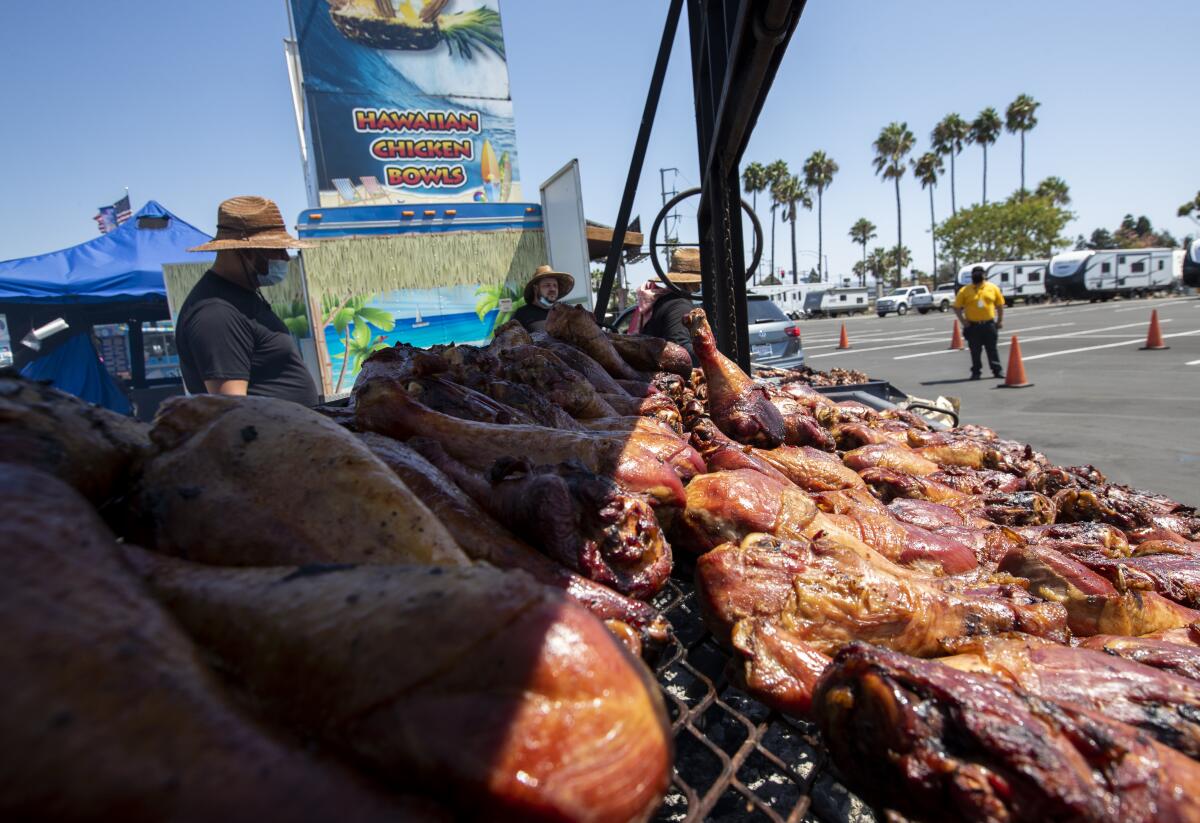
[
  {"xmin": 512, "ymin": 264, "xmax": 575, "ymax": 332},
  {"xmin": 628, "ymin": 247, "xmax": 702, "ymax": 365},
  {"xmin": 176, "ymin": 196, "xmax": 318, "ymax": 405}
]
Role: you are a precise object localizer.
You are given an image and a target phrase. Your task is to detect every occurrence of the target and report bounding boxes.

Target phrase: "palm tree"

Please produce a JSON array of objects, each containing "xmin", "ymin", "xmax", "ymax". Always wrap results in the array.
[
  {"xmin": 883, "ymin": 245, "xmax": 913, "ymax": 283},
  {"xmin": 802, "ymin": 150, "xmax": 838, "ymax": 282},
  {"xmin": 849, "ymin": 218, "xmax": 877, "ymax": 287},
  {"xmin": 912, "ymin": 151, "xmax": 944, "ymax": 286},
  {"xmin": 969, "ymin": 107, "xmax": 1002, "ymax": 204},
  {"xmin": 742, "ymin": 161, "xmax": 770, "ymax": 280},
  {"xmin": 328, "ymin": 294, "xmax": 396, "ymax": 392},
  {"xmin": 1005, "ymin": 94, "xmax": 1040, "ymax": 192},
  {"xmin": 872, "ymin": 122, "xmax": 915, "ymax": 289},
  {"xmin": 765, "ymin": 159, "xmax": 789, "ymax": 284},
  {"xmin": 866, "ymin": 246, "xmax": 890, "ymax": 292},
  {"xmin": 1179, "ymin": 191, "xmax": 1200, "ymax": 223},
  {"xmin": 930, "ymin": 113, "xmax": 969, "ymax": 215},
  {"xmin": 474, "ymin": 282, "xmax": 524, "ymax": 331},
  {"xmin": 1035, "ymin": 176, "xmax": 1071, "ymax": 206},
  {"xmin": 772, "ymin": 174, "xmax": 812, "ymax": 285}
]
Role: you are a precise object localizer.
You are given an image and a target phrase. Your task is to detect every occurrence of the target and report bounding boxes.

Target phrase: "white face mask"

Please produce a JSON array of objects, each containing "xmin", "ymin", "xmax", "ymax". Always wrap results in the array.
[
  {"xmin": 258, "ymin": 259, "xmax": 289, "ymax": 287},
  {"xmin": 537, "ymin": 295, "xmax": 555, "ymax": 308}
]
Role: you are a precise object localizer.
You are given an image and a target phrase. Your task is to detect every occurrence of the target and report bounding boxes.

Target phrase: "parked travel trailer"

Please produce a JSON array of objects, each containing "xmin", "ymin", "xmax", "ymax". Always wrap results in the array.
[
  {"xmin": 1046, "ymin": 248, "xmax": 1180, "ymax": 300},
  {"xmin": 801, "ymin": 286, "xmax": 870, "ymax": 317},
  {"xmin": 754, "ymin": 284, "xmax": 825, "ymax": 318},
  {"xmin": 956, "ymin": 260, "xmax": 1048, "ymax": 303}
]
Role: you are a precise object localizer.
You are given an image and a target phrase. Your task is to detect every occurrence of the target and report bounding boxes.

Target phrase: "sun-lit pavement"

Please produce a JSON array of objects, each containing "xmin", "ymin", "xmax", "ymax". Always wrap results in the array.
[{"xmin": 793, "ymin": 295, "xmax": 1200, "ymax": 503}]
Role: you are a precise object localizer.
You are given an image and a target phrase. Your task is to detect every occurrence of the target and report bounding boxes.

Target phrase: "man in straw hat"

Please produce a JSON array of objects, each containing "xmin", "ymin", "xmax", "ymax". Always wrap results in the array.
[
  {"xmin": 512, "ymin": 264, "xmax": 574, "ymax": 332},
  {"xmin": 628, "ymin": 247, "xmax": 702, "ymax": 365},
  {"xmin": 176, "ymin": 196, "xmax": 319, "ymax": 406}
]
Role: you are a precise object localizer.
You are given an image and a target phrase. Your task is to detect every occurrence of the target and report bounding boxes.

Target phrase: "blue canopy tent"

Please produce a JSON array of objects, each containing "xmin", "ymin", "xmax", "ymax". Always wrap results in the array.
[{"xmin": 0, "ymin": 201, "xmax": 213, "ymax": 414}]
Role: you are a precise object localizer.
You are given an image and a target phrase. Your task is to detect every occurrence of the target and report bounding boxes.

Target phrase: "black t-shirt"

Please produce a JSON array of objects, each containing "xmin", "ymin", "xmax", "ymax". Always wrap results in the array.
[
  {"xmin": 513, "ymin": 302, "xmax": 550, "ymax": 332},
  {"xmin": 176, "ymin": 270, "xmax": 318, "ymax": 406},
  {"xmin": 641, "ymin": 292, "xmax": 698, "ymax": 365}
]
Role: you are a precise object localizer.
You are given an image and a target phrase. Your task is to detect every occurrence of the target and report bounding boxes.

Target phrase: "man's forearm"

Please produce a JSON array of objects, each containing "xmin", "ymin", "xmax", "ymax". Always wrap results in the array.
[{"xmin": 996, "ymin": 308, "xmax": 1004, "ymax": 327}]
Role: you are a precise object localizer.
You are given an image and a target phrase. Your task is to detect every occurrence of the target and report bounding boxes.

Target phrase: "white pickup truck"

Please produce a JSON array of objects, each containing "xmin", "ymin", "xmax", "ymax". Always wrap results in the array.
[
  {"xmin": 931, "ymin": 285, "xmax": 958, "ymax": 312},
  {"xmin": 876, "ymin": 286, "xmax": 934, "ymax": 317}
]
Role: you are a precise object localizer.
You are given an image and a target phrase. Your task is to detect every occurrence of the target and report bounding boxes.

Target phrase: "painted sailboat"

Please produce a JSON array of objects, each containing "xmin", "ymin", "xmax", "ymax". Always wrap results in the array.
[{"xmin": 411, "ymin": 306, "xmax": 430, "ymax": 328}]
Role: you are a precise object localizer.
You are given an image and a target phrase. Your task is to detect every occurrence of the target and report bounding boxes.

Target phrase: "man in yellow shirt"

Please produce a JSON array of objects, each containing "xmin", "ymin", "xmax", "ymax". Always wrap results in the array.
[{"xmin": 953, "ymin": 266, "xmax": 1006, "ymax": 380}]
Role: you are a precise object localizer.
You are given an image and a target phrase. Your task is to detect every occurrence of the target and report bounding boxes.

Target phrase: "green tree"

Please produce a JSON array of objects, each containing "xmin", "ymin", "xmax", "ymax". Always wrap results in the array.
[
  {"xmin": 273, "ymin": 300, "xmax": 310, "ymax": 338},
  {"xmin": 742, "ymin": 161, "xmax": 770, "ymax": 279},
  {"xmin": 969, "ymin": 107, "xmax": 1002, "ymax": 204},
  {"xmin": 872, "ymin": 122, "xmax": 915, "ymax": 288},
  {"xmin": 912, "ymin": 151, "xmax": 944, "ymax": 286},
  {"xmin": 802, "ymin": 150, "xmax": 838, "ymax": 282},
  {"xmin": 1178, "ymin": 191, "xmax": 1200, "ymax": 221},
  {"xmin": 1004, "ymin": 94, "xmax": 1040, "ymax": 192},
  {"xmin": 883, "ymin": 245, "xmax": 913, "ymax": 283},
  {"xmin": 866, "ymin": 246, "xmax": 890, "ymax": 291},
  {"xmin": 1035, "ymin": 176, "xmax": 1071, "ymax": 206},
  {"xmin": 328, "ymin": 295, "xmax": 395, "ymax": 393},
  {"xmin": 849, "ymin": 218, "xmax": 877, "ymax": 288},
  {"xmin": 765, "ymin": 159, "xmax": 790, "ymax": 285},
  {"xmin": 931, "ymin": 113, "xmax": 969, "ymax": 215},
  {"xmin": 934, "ymin": 195, "xmax": 1072, "ymax": 263},
  {"xmin": 851, "ymin": 258, "xmax": 868, "ymax": 286},
  {"xmin": 772, "ymin": 174, "xmax": 811, "ymax": 285}
]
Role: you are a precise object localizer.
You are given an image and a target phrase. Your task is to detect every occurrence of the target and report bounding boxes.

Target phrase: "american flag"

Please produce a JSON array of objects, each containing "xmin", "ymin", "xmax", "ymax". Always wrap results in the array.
[
  {"xmin": 93, "ymin": 206, "xmax": 117, "ymax": 235},
  {"xmin": 93, "ymin": 193, "xmax": 132, "ymax": 235}
]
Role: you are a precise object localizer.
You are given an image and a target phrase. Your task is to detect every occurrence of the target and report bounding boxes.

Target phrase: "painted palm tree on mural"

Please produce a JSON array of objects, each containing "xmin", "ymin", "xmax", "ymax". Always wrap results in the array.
[
  {"xmin": 872, "ymin": 122, "xmax": 915, "ymax": 289},
  {"xmin": 327, "ymin": 294, "xmax": 396, "ymax": 393},
  {"xmin": 772, "ymin": 174, "xmax": 811, "ymax": 286},
  {"xmin": 931, "ymin": 113, "xmax": 969, "ymax": 215},
  {"xmin": 802, "ymin": 150, "xmax": 838, "ymax": 282},
  {"xmin": 765, "ymin": 159, "xmax": 790, "ymax": 285},
  {"xmin": 849, "ymin": 218, "xmax": 877, "ymax": 288},
  {"xmin": 969, "ymin": 107, "xmax": 1002, "ymax": 204},
  {"xmin": 475, "ymin": 282, "xmax": 524, "ymax": 331},
  {"xmin": 1005, "ymin": 94, "xmax": 1041, "ymax": 193},
  {"xmin": 912, "ymin": 151, "xmax": 944, "ymax": 286},
  {"xmin": 1035, "ymin": 176, "xmax": 1071, "ymax": 207},
  {"xmin": 742, "ymin": 161, "xmax": 770, "ymax": 281}
]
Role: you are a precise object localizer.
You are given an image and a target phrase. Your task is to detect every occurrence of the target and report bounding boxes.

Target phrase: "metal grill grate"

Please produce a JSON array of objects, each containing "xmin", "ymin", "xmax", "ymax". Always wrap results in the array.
[{"xmin": 649, "ymin": 563, "xmax": 877, "ymax": 823}]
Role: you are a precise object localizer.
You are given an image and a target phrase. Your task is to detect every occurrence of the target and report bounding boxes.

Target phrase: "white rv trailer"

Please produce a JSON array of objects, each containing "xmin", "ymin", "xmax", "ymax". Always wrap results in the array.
[
  {"xmin": 801, "ymin": 286, "xmax": 870, "ymax": 317},
  {"xmin": 753, "ymin": 284, "xmax": 827, "ymax": 318},
  {"xmin": 956, "ymin": 260, "xmax": 1048, "ymax": 303},
  {"xmin": 1046, "ymin": 247, "xmax": 1179, "ymax": 300}
]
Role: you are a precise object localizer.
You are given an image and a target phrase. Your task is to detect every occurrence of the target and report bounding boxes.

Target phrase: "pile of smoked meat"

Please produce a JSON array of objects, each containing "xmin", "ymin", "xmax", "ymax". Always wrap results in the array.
[{"xmin": 3, "ymin": 301, "xmax": 1200, "ymax": 823}]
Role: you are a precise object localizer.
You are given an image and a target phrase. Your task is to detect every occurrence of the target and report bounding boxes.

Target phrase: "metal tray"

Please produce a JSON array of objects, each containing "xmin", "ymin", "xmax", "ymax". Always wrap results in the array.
[{"xmin": 649, "ymin": 560, "xmax": 876, "ymax": 822}]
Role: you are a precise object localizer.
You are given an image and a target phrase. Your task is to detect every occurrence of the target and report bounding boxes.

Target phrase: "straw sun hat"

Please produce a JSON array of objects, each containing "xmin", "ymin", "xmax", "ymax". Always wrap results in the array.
[
  {"xmin": 666, "ymin": 247, "xmax": 702, "ymax": 285},
  {"xmin": 523, "ymin": 264, "xmax": 575, "ymax": 305},
  {"xmin": 188, "ymin": 196, "xmax": 314, "ymax": 252}
]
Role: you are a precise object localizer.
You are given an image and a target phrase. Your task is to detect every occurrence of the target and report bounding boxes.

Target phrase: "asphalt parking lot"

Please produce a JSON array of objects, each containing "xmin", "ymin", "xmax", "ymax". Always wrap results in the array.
[{"xmin": 795, "ymin": 295, "xmax": 1200, "ymax": 504}]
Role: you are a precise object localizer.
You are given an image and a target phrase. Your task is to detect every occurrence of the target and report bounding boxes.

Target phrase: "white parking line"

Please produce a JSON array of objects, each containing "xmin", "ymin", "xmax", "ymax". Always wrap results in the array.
[
  {"xmin": 809, "ymin": 321, "xmax": 1080, "ymax": 359},
  {"xmin": 1113, "ymin": 299, "xmax": 1195, "ymax": 313},
  {"xmin": 891, "ymin": 323, "xmax": 1078, "ymax": 360},
  {"xmin": 1020, "ymin": 329, "xmax": 1200, "ymax": 361},
  {"xmin": 1188, "ymin": 359, "xmax": 1200, "ymax": 366}
]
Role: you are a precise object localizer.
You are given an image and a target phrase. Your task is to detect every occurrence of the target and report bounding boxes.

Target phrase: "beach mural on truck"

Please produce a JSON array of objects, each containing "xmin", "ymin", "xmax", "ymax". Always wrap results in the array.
[{"xmin": 289, "ymin": 0, "xmax": 521, "ymax": 206}]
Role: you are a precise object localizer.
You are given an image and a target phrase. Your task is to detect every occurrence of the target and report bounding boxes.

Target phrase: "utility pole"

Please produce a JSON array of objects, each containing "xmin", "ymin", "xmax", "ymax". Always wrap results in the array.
[{"xmin": 659, "ymin": 167, "xmax": 679, "ymax": 274}]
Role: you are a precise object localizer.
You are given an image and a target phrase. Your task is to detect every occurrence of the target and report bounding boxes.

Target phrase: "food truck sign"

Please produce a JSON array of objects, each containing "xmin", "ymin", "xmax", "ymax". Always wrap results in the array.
[{"xmin": 286, "ymin": 0, "xmax": 522, "ymax": 207}]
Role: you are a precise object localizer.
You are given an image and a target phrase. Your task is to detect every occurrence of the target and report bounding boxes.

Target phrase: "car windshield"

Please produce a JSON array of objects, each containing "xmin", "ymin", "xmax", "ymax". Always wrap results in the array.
[
  {"xmin": 747, "ymin": 299, "xmax": 788, "ymax": 324},
  {"xmin": 885, "ymin": 290, "xmax": 906, "ymax": 297}
]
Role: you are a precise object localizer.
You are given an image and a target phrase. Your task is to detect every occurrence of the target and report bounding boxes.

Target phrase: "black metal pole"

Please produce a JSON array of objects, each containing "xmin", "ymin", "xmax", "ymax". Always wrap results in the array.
[{"xmin": 593, "ymin": 0, "xmax": 684, "ymax": 322}]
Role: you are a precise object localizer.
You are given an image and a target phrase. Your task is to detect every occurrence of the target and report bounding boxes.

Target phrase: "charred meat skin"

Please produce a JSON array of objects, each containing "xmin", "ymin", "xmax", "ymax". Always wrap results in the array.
[
  {"xmin": 355, "ymin": 380, "xmax": 702, "ymax": 506},
  {"xmin": 0, "ymin": 373, "xmax": 151, "ymax": 503},
  {"xmin": 545, "ymin": 302, "xmax": 644, "ymax": 381},
  {"xmin": 0, "ymin": 465, "xmax": 415, "ymax": 823},
  {"xmin": 128, "ymin": 550, "xmax": 673, "ymax": 823},
  {"xmin": 815, "ymin": 642, "xmax": 1200, "ymax": 823},
  {"xmin": 684, "ymin": 309, "xmax": 785, "ymax": 448},
  {"xmin": 533, "ymin": 335, "xmax": 629, "ymax": 396},
  {"xmin": 605, "ymin": 331, "xmax": 693, "ymax": 378},
  {"xmin": 413, "ymin": 442, "xmax": 672, "ymax": 600},
  {"xmin": 359, "ymin": 433, "xmax": 670, "ymax": 648},
  {"xmin": 696, "ymin": 533, "xmax": 1066, "ymax": 661},
  {"xmin": 128, "ymin": 394, "xmax": 467, "ymax": 568},
  {"xmin": 1080, "ymin": 634, "xmax": 1200, "ymax": 683},
  {"xmin": 941, "ymin": 636, "xmax": 1200, "ymax": 758}
]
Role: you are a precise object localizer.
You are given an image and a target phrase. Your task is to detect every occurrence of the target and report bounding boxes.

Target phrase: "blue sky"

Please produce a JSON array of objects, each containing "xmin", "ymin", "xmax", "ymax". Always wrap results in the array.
[{"xmin": 2, "ymin": 1, "xmax": 1197, "ymax": 288}]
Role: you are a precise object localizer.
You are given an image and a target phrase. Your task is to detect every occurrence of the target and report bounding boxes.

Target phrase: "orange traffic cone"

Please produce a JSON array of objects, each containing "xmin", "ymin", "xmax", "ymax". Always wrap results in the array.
[
  {"xmin": 838, "ymin": 324, "xmax": 851, "ymax": 350},
  {"xmin": 949, "ymin": 319, "xmax": 964, "ymax": 350},
  {"xmin": 1140, "ymin": 310, "xmax": 1169, "ymax": 350},
  {"xmin": 997, "ymin": 336, "xmax": 1033, "ymax": 388}
]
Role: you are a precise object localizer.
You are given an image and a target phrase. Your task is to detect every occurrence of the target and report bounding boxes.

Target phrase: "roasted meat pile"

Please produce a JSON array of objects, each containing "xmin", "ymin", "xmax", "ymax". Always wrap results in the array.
[{"xmin": 5, "ymin": 301, "xmax": 1200, "ymax": 822}]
